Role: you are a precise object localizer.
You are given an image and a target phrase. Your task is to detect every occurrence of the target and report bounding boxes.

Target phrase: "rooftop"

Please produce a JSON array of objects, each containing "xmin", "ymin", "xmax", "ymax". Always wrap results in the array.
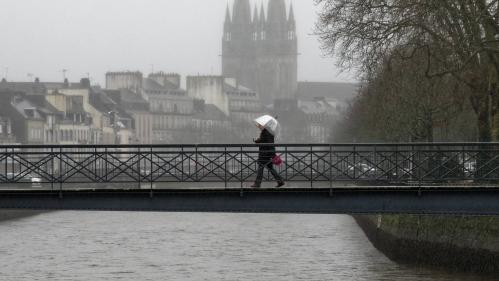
[
  {"xmin": 194, "ymin": 104, "xmax": 229, "ymax": 121},
  {"xmin": 143, "ymin": 78, "xmax": 186, "ymax": 95},
  {"xmin": 0, "ymin": 81, "xmax": 46, "ymax": 95},
  {"xmin": 90, "ymin": 88, "xmax": 133, "ymax": 120},
  {"xmin": 10, "ymin": 97, "xmax": 44, "ymax": 120}
]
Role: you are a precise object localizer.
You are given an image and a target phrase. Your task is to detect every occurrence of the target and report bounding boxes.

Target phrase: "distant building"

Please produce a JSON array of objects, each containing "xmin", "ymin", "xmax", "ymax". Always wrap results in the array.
[
  {"xmin": 106, "ymin": 71, "xmax": 143, "ymax": 93},
  {"xmin": 186, "ymin": 75, "xmax": 269, "ymax": 142},
  {"xmin": 186, "ymin": 76, "xmax": 230, "ymax": 115},
  {"xmin": 147, "ymin": 72, "xmax": 181, "ymax": 91},
  {"xmin": 222, "ymin": 0, "xmax": 297, "ymax": 103},
  {"xmin": 271, "ymin": 99, "xmax": 309, "ymax": 143},
  {"xmin": 44, "ymin": 78, "xmax": 103, "ymax": 144},
  {"xmin": 90, "ymin": 87, "xmax": 134, "ymax": 145},
  {"xmin": 192, "ymin": 100, "xmax": 231, "ymax": 144},
  {"xmin": 299, "ymin": 97, "xmax": 345, "ymax": 143},
  {"xmin": 224, "ymin": 78, "xmax": 265, "ymax": 142},
  {"xmin": 296, "ymin": 81, "xmax": 358, "ymax": 103},
  {"xmin": 0, "ymin": 93, "xmax": 45, "ymax": 144},
  {"xmin": 105, "ymin": 88, "xmax": 152, "ymax": 144},
  {"xmin": 0, "ymin": 116, "xmax": 16, "ymax": 144},
  {"xmin": 144, "ymin": 73, "xmax": 195, "ymax": 144},
  {"xmin": 0, "ymin": 78, "xmax": 47, "ymax": 95}
]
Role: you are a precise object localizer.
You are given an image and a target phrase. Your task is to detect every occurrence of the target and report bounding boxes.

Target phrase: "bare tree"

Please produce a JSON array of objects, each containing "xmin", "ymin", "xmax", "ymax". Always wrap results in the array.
[
  {"xmin": 331, "ymin": 48, "xmax": 475, "ymax": 143},
  {"xmin": 316, "ymin": 0, "xmax": 499, "ymax": 141}
]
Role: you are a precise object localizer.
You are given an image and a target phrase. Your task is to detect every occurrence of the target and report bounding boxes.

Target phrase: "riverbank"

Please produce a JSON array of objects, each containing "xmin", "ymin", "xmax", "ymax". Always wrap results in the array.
[
  {"xmin": 0, "ymin": 210, "xmax": 44, "ymax": 222},
  {"xmin": 354, "ymin": 215, "xmax": 499, "ymax": 274}
]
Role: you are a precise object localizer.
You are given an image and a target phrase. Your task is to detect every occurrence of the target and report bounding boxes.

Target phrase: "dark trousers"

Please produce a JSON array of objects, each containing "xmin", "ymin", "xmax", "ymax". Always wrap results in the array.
[{"xmin": 255, "ymin": 159, "xmax": 283, "ymax": 185}]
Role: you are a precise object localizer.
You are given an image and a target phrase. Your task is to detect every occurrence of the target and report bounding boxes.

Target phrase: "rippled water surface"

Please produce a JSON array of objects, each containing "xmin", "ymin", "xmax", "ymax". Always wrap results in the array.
[{"xmin": 0, "ymin": 212, "xmax": 497, "ymax": 281}]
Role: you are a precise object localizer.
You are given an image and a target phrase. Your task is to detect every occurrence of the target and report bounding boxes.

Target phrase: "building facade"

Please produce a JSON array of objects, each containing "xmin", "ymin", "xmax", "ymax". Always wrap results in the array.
[
  {"xmin": 222, "ymin": 0, "xmax": 297, "ymax": 104},
  {"xmin": 0, "ymin": 116, "xmax": 16, "ymax": 144},
  {"xmin": 145, "ymin": 73, "xmax": 195, "ymax": 144},
  {"xmin": 0, "ymin": 95, "xmax": 46, "ymax": 145}
]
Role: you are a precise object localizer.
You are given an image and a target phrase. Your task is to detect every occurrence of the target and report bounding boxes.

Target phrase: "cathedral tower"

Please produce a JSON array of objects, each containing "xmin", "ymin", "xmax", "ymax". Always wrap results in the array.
[{"xmin": 222, "ymin": 0, "xmax": 298, "ymax": 104}]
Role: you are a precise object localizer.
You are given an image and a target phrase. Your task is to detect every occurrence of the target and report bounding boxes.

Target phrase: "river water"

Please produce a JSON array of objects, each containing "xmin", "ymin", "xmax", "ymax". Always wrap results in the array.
[{"xmin": 0, "ymin": 212, "xmax": 497, "ymax": 281}]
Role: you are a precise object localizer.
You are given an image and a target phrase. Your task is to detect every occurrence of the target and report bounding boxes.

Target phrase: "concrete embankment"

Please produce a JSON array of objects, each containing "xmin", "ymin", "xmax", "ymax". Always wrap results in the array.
[
  {"xmin": 354, "ymin": 215, "xmax": 499, "ymax": 274},
  {"xmin": 0, "ymin": 210, "xmax": 44, "ymax": 222}
]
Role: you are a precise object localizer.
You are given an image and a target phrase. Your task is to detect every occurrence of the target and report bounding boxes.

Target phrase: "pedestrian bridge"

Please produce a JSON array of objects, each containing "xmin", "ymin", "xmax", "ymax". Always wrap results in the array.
[{"xmin": 1, "ymin": 143, "xmax": 499, "ymax": 215}]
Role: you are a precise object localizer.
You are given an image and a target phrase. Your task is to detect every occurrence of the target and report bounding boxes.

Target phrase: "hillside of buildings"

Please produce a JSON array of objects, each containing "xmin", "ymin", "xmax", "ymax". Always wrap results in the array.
[{"xmin": 0, "ymin": 74, "xmax": 356, "ymax": 146}]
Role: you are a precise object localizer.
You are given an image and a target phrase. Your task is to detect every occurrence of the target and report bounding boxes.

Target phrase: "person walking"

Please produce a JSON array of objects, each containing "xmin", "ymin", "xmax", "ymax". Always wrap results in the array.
[{"xmin": 251, "ymin": 116, "xmax": 285, "ymax": 188}]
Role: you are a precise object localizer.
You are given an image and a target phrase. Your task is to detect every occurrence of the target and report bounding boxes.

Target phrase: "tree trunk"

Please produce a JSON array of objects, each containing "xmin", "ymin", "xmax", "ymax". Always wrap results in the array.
[
  {"xmin": 476, "ymin": 105, "xmax": 494, "ymax": 180},
  {"xmin": 477, "ymin": 107, "xmax": 492, "ymax": 142}
]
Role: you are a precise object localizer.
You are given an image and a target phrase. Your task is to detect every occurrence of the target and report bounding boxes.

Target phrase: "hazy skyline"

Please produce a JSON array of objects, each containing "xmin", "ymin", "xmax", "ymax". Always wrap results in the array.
[{"xmin": 0, "ymin": 0, "xmax": 355, "ymax": 86}]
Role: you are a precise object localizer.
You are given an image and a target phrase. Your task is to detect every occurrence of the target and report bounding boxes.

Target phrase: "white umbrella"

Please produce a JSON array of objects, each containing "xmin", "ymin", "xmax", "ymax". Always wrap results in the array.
[{"xmin": 254, "ymin": 115, "xmax": 281, "ymax": 136}]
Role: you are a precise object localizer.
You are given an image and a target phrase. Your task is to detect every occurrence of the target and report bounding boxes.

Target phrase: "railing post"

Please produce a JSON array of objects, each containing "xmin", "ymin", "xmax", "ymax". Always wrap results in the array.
[
  {"xmin": 59, "ymin": 147, "xmax": 63, "ymax": 198},
  {"xmin": 240, "ymin": 145, "xmax": 243, "ymax": 189},
  {"xmin": 310, "ymin": 145, "xmax": 313, "ymax": 188},
  {"xmin": 353, "ymin": 145, "xmax": 357, "ymax": 180},
  {"xmin": 10, "ymin": 147, "xmax": 13, "ymax": 181},
  {"xmin": 4, "ymin": 147, "xmax": 7, "ymax": 184},
  {"xmin": 373, "ymin": 144, "xmax": 377, "ymax": 181},
  {"xmin": 415, "ymin": 144, "xmax": 422, "ymax": 196},
  {"xmin": 285, "ymin": 145, "xmax": 288, "ymax": 182},
  {"xmin": 224, "ymin": 146, "xmax": 228, "ymax": 189},
  {"xmin": 329, "ymin": 144, "xmax": 333, "ymax": 190},
  {"xmin": 195, "ymin": 145, "xmax": 199, "ymax": 182},
  {"xmin": 181, "ymin": 146, "xmax": 185, "ymax": 183},
  {"xmin": 138, "ymin": 147, "xmax": 141, "ymax": 189},
  {"xmin": 150, "ymin": 145, "xmax": 154, "ymax": 198},
  {"xmin": 394, "ymin": 144, "xmax": 405, "ymax": 181},
  {"xmin": 51, "ymin": 147, "xmax": 54, "ymax": 191},
  {"xmin": 94, "ymin": 147, "xmax": 98, "ymax": 184},
  {"xmin": 461, "ymin": 145, "xmax": 466, "ymax": 181},
  {"xmin": 104, "ymin": 147, "xmax": 108, "ymax": 183}
]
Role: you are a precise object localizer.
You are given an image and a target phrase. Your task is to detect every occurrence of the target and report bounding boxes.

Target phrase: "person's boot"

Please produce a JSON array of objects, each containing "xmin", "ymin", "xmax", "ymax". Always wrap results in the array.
[
  {"xmin": 250, "ymin": 183, "xmax": 261, "ymax": 188},
  {"xmin": 275, "ymin": 181, "xmax": 285, "ymax": 188}
]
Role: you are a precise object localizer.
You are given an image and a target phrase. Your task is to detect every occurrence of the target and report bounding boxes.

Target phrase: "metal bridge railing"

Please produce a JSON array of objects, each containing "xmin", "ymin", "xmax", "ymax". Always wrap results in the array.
[{"xmin": 0, "ymin": 143, "xmax": 498, "ymax": 190}]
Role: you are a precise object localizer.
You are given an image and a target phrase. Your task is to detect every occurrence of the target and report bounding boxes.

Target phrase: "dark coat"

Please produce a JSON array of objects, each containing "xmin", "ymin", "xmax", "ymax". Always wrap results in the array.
[{"xmin": 254, "ymin": 129, "xmax": 276, "ymax": 160}]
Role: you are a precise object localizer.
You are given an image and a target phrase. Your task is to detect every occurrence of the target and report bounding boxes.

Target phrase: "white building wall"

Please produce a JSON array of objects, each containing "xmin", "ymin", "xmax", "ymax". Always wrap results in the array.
[
  {"xmin": 186, "ymin": 76, "xmax": 229, "ymax": 115},
  {"xmin": 106, "ymin": 72, "xmax": 143, "ymax": 91}
]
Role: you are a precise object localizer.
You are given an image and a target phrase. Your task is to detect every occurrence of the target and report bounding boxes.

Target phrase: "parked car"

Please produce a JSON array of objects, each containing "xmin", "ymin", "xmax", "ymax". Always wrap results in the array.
[
  {"xmin": 347, "ymin": 163, "xmax": 379, "ymax": 178},
  {"xmin": 30, "ymin": 174, "xmax": 42, "ymax": 187},
  {"xmin": 4, "ymin": 172, "xmax": 42, "ymax": 187}
]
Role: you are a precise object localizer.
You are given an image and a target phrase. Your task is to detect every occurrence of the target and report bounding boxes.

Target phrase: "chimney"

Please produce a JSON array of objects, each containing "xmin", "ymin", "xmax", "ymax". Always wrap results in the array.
[
  {"xmin": 63, "ymin": 78, "xmax": 69, "ymax": 88},
  {"xmin": 80, "ymin": 78, "xmax": 91, "ymax": 89},
  {"xmin": 165, "ymin": 73, "xmax": 181, "ymax": 89}
]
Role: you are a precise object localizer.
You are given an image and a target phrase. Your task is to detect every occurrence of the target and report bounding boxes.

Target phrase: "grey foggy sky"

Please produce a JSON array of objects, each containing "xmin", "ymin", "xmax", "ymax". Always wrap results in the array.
[{"xmin": 0, "ymin": 0, "xmax": 354, "ymax": 86}]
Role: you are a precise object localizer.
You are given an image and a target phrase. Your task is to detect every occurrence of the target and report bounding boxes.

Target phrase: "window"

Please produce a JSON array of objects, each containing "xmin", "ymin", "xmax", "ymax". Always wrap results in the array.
[
  {"xmin": 260, "ymin": 31, "xmax": 266, "ymax": 40},
  {"xmin": 225, "ymin": 32, "xmax": 231, "ymax": 41},
  {"xmin": 253, "ymin": 32, "xmax": 258, "ymax": 41},
  {"xmin": 0, "ymin": 124, "xmax": 3, "ymax": 134}
]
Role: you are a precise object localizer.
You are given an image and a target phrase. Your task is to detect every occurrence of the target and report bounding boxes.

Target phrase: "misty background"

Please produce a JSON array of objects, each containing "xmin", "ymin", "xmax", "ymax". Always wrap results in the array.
[{"xmin": 0, "ymin": 0, "xmax": 353, "ymax": 85}]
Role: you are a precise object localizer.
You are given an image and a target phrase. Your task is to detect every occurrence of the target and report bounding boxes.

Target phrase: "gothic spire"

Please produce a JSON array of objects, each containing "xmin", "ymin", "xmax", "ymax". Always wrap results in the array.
[
  {"xmin": 233, "ymin": 0, "xmax": 251, "ymax": 24},
  {"xmin": 259, "ymin": 2, "xmax": 266, "ymax": 23},
  {"xmin": 288, "ymin": 2, "xmax": 295, "ymax": 23},
  {"xmin": 267, "ymin": 0, "xmax": 287, "ymax": 23},
  {"xmin": 225, "ymin": 3, "xmax": 231, "ymax": 23},
  {"xmin": 253, "ymin": 4, "xmax": 259, "ymax": 23}
]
